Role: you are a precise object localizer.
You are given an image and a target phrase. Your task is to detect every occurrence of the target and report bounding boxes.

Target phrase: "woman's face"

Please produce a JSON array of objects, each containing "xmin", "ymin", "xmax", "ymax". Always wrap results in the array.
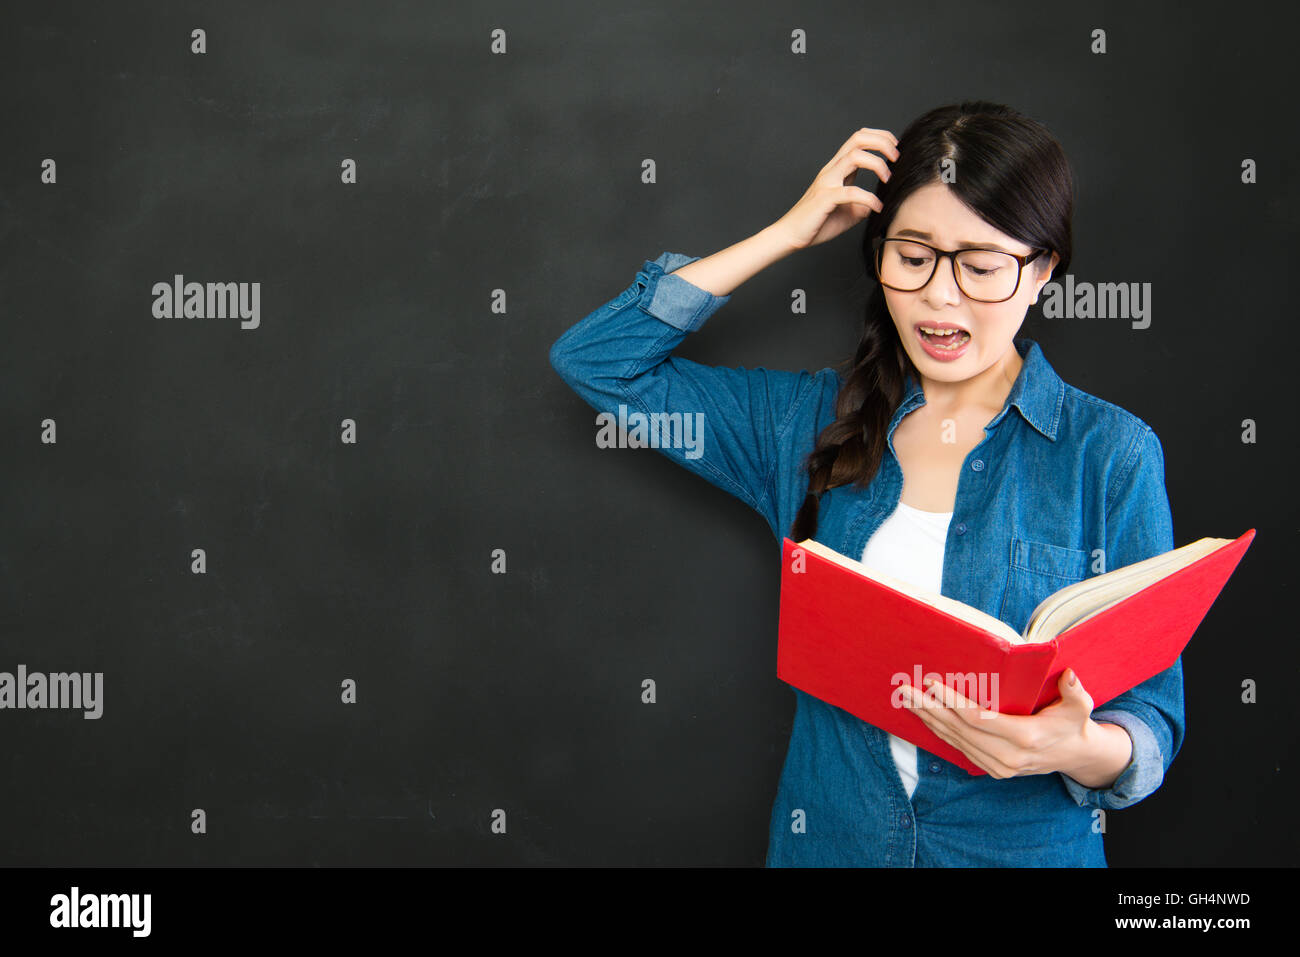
[{"xmin": 881, "ymin": 181, "xmax": 1058, "ymax": 388}]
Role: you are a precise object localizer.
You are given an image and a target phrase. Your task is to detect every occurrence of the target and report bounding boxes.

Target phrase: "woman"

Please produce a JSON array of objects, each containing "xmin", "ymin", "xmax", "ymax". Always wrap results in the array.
[{"xmin": 549, "ymin": 101, "xmax": 1183, "ymax": 867}]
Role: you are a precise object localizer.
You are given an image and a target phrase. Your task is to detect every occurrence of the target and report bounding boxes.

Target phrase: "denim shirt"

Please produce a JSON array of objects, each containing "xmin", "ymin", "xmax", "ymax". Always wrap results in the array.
[{"xmin": 549, "ymin": 251, "xmax": 1185, "ymax": 867}]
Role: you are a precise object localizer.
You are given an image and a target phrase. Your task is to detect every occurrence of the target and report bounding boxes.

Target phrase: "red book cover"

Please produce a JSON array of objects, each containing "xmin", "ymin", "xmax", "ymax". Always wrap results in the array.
[{"xmin": 775, "ymin": 529, "xmax": 1256, "ymax": 775}]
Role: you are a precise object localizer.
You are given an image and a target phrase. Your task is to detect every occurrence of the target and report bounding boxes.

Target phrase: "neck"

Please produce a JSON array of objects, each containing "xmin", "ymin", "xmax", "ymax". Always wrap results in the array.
[{"xmin": 918, "ymin": 341, "xmax": 1025, "ymax": 417}]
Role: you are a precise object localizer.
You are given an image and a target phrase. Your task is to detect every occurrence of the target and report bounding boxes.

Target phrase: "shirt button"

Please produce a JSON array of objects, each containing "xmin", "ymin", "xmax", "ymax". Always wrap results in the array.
[
  {"xmin": 954, "ymin": 522, "xmax": 966, "ymax": 534},
  {"xmin": 900, "ymin": 814, "xmax": 912, "ymax": 828},
  {"xmin": 930, "ymin": 763, "xmax": 941, "ymax": 773},
  {"xmin": 971, "ymin": 459, "xmax": 985, "ymax": 471}
]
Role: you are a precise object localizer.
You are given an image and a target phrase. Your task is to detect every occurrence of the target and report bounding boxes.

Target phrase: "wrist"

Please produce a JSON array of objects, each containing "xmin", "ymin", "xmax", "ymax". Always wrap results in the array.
[
  {"xmin": 1060, "ymin": 719, "xmax": 1133, "ymax": 790},
  {"xmin": 758, "ymin": 221, "xmax": 802, "ymax": 258}
]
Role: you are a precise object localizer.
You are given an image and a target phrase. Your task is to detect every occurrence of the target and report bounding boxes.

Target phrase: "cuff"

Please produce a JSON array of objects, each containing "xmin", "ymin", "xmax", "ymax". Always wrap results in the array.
[
  {"xmin": 1058, "ymin": 710, "xmax": 1165, "ymax": 811},
  {"xmin": 639, "ymin": 252, "xmax": 731, "ymax": 333}
]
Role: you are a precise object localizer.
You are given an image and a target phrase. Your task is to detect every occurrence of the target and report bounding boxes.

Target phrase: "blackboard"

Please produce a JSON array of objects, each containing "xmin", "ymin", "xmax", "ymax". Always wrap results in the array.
[{"xmin": 1, "ymin": 0, "xmax": 1293, "ymax": 881}]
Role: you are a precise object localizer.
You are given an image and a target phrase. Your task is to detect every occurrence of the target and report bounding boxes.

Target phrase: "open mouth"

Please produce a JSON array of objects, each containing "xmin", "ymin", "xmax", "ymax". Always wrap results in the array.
[{"xmin": 916, "ymin": 325, "xmax": 971, "ymax": 350}]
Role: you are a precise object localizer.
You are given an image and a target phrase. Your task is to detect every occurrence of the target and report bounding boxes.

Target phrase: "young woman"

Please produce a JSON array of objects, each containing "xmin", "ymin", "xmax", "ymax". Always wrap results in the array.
[{"xmin": 549, "ymin": 102, "xmax": 1183, "ymax": 867}]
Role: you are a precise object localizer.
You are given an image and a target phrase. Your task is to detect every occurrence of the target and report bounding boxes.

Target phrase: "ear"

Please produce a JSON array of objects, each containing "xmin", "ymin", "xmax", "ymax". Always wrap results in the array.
[{"xmin": 1029, "ymin": 252, "xmax": 1060, "ymax": 305}]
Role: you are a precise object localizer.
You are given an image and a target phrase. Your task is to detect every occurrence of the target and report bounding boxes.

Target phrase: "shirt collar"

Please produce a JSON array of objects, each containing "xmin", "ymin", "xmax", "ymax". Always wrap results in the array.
[{"xmin": 899, "ymin": 338, "xmax": 1064, "ymax": 441}]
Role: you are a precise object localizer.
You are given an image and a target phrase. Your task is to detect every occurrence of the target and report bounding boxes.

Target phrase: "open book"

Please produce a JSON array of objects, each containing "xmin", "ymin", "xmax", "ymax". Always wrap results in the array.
[
  {"xmin": 776, "ymin": 529, "xmax": 1255, "ymax": 775},
  {"xmin": 796, "ymin": 534, "xmax": 1248, "ymax": 645}
]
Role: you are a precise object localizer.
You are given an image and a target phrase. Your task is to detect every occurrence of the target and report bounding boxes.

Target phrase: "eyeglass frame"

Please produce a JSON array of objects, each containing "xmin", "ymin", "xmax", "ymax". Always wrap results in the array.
[{"xmin": 871, "ymin": 235, "xmax": 1047, "ymax": 304}]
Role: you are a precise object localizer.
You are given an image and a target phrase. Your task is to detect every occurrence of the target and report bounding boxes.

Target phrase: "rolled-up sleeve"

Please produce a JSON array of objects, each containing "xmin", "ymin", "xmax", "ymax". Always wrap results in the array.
[
  {"xmin": 549, "ymin": 252, "xmax": 823, "ymax": 535},
  {"xmin": 1059, "ymin": 425, "xmax": 1185, "ymax": 811}
]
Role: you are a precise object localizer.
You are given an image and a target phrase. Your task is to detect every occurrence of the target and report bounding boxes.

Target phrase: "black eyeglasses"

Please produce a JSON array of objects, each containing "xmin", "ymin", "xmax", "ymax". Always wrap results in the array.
[{"xmin": 872, "ymin": 236, "xmax": 1046, "ymax": 303}]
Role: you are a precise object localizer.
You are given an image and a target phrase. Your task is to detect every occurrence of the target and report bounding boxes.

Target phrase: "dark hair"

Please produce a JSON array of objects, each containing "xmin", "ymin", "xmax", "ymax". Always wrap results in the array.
[{"xmin": 788, "ymin": 101, "xmax": 1074, "ymax": 542}]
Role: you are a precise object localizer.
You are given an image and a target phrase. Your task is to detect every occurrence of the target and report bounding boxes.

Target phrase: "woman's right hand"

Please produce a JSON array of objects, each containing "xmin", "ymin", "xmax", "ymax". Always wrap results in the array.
[{"xmin": 771, "ymin": 128, "xmax": 900, "ymax": 251}]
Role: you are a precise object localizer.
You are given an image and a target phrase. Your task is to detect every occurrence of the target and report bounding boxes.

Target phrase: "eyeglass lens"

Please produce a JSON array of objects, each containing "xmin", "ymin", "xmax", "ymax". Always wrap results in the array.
[{"xmin": 878, "ymin": 239, "xmax": 1024, "ymax": 303}]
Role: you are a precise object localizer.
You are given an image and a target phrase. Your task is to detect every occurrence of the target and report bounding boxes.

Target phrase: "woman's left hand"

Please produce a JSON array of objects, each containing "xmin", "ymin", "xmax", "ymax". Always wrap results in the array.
[{"xmin": 900, "ymin": 668, "xmax": 1101, "ymax": 778}]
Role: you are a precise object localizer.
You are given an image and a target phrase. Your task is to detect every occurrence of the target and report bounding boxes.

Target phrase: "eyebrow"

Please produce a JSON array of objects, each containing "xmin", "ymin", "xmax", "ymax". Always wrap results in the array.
[{"xmin": 890, "ymin": 228, "xmax": 1018, "ymax": 254}]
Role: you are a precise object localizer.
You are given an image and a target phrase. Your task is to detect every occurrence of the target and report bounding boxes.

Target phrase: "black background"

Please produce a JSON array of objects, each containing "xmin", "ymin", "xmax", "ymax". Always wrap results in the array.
[{"xmin": 1, "ymin": 0, "xmax": 1293, "ymax": 868}]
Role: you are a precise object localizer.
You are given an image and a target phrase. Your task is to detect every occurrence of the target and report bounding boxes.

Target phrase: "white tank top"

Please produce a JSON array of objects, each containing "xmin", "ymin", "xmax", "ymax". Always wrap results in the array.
[{"xmin": 860, "ymin": 500, "xmax": 953, "ymax": 800}]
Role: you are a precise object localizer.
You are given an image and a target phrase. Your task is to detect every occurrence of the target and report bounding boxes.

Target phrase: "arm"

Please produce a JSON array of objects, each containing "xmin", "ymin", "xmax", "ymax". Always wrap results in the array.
[
  {"xmin": 550, "ymin": 127, "xmax": 899, "ymax": 530},
  {"xmin": 549, "ymin": 228, "xmax": 826, "ymax": 536},
  {"xmin": 1058, "ymin": 425, "xmax": 1185, "ymax": 810}
]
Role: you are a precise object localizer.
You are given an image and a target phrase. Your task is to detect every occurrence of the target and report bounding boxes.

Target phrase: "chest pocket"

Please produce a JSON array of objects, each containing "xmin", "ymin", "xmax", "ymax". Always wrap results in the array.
[{"xmin": 998, "ymin": 537, "xmax": 1092, "ymax": 635}]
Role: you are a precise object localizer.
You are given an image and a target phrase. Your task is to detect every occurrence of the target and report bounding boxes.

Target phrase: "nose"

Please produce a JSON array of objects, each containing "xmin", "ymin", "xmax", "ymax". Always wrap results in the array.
[{"xmin": 919, "ymin": 251, "xmax": 963, "ymax": 306}]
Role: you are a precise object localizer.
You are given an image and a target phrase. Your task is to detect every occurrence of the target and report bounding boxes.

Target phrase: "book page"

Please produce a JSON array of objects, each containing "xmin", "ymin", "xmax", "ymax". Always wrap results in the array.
[{"xmin": 1022, "ymin": 537, "xmax": 1229, "ymax": 642}]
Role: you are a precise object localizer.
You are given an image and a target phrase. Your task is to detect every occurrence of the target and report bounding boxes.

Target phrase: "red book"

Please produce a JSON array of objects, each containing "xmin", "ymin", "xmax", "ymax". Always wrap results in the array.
[{"xmin": 776, "ymin": 530, "xmax": 1256, "ymax": 775}]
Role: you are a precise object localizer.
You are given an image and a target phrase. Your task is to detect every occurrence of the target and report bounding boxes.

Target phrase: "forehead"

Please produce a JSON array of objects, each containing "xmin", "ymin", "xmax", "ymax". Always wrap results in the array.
[{"xmin": 890, "ymin": 182, "xmax": 1029, "ymax": 252}]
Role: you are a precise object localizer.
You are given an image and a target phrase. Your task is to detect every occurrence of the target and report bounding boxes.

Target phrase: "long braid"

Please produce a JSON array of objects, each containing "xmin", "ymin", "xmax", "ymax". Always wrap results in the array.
[{"xmin": 789, "ymin": 283, "xmax": 914, "ymax": 542}]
